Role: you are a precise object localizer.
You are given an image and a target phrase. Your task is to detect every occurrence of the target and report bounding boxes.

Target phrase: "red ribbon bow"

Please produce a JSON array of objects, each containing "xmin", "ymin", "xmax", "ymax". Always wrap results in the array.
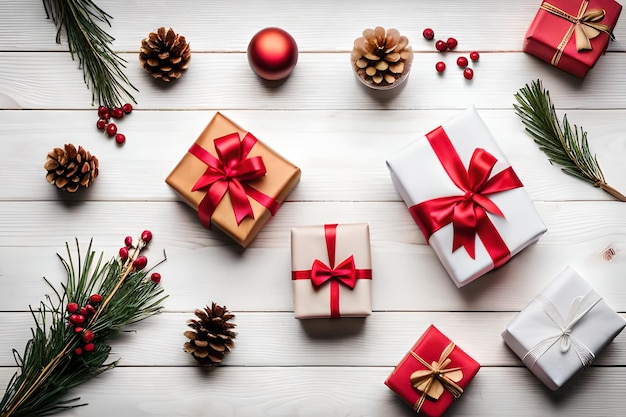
[
  {"xmin": 292, "ymin": 224, "xmax": 372, "ymax": 318},
  {"xmin": 409, "ymin": 126, "xmax": 523, "ymax": 266},
  {"xmin": 189, "ymin": 132, "xmax": 280, "ymax": 228}
]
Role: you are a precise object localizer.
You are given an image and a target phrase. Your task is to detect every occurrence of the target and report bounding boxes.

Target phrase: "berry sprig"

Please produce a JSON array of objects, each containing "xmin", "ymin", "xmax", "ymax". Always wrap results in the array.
[
  {"xmin": 66, "ymin": 294, "xmax": 101, "ymax": 355},
  {"xmin": 96, "ymin": 103, "xmax": 133, "ymax": 145},
  {"xmin": 423, "ymin": 28, "xmax": 480, "ymax": 80}
]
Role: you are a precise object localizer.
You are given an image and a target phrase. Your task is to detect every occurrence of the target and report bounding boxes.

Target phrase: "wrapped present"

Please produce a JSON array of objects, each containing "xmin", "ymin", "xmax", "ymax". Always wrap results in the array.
[
  {"xmin": 523, "ymin": 0, "xmax": 622, "ymax": 77},
  {"xmin": 385, "ymin": 325, "xmax": 480, "ymax": 417},
  {"xmin": 386, "ymin": 107, "xmax": 547, "ymax": 287},
  {"xmin": 291, "ymin": 223, "xmax": 372, "ymax": 319},
  {"xmin": 166, "ymin": 112, "xmax": 301, "ymax": 247},
  {"xmin": 502, "ymin": 266, "xmax": 626, "ymax": 390}
]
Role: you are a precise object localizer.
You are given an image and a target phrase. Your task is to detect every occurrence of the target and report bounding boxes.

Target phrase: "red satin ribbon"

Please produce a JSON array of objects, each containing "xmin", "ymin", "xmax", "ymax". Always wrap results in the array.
[
  {"xmin": 408, "ymin": 126, "xmax": 523, "ymax": 267},
  {"xmin": 189, "ymin": 132, "xmax": 280, "ymax": 228},
  {"xmin": 292, "ymin": 224, "xmax": 372, "ymax": 318}
]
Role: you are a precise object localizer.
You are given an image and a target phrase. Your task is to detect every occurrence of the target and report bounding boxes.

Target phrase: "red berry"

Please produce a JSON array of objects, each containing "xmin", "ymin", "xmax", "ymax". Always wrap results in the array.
[
  {"xmin": 141, "ymin": 230, "xmax": 153, "ymax": 244},
  {"xmin": 70, "ymin": 314, "xmax": 85, "ymax": 325},
  {"xmin": 89, "ymin": 294, "xmax": 102, "ymax": 304},
  {"xmin": 422, "ymin": 28, "xmax": 435, "ymax": 40},
  {"xmin": 79, "ymin": 307, "xmax": 88, "ymax": 316},
  {"xmin": 124, "ymin": 236, "xmax": 133, "ymax": 247},
  {"xmin": 122, "ymin": 103, "xmax": 133, "ymax": 114},
  {"xmin": 456, "ymin": 56, "xmax": 469, "ymax": 68},
  {"xmin": 119, "ymin": 246, "xmax": 129, "ymax": 261},
  {"xmin": 106, "ymin": 123, "xmax": 117, "ymax": 137},
  {"xmin": 470, "ymin": 51, "xmax": 480, "ymax": 61},
  {"xmin": 133, "ymin": 256, "xmax": 148, "ymax": 270},
  {"xmin": 435, "ymin": 61, "xmax": 446, "ymax": 73},
  {"xmin": 74, "ymin": 347, "xmax": 83, "ymax": 355},
  {"xmin": 446, "ymin": 37, "xmax": 458, "ymax": 50},
  {"xmin": 74, "ymin": 326, "xmax": 83, "ymax": 333},
  {"xmin": 82, "ymin": 330, "xmax": 95, "ymax": 343},
  {"xmin": 97, "ymin": 106, "xmax": 109, "ymax": 119},
  {"xmin": 85, "ymin": 304, "xmax": 96, "ymax": 315},
  {"xmin": 66, "ymin": 302, "xmax": 79, "ymax": 313},
  {"xmin": 84, "ymin": 343, "xmax": 95, "ymax": 352},
  {"xmin": 110, "ymin": 107, "xmax": 124, "ymax": 119},
  {"xmin": 150, "ymin": 272, "xmax": 162, "ymax": 284},
  {"xmin": 115, "ymin": 133, "xmax": 126, "ymax": 145},
  {"xmin": 463, "ymin": 67, "xmax": 474, "ymax": 80},
  {"xmin": 96, "ymin": 118, "xmax": 107, "ymax": 130},
  {"xmin": 435, "ymin": 40, "xmax": 447, "ymax": 52}
]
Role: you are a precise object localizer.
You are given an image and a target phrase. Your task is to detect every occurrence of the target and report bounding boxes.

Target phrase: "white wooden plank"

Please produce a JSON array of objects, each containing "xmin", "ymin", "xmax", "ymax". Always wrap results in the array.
[
  {"xmin": 1, "ymin": 52, "xmax": 626, "ymax": 110},
  {"xmin": 2, "ymin": 0, "xmax": 626, "ymax": 53},
  {"xmin": 1, "ymin": 109, "xmax": 624, "ymax": 203},
  {"xmin": 1, "ymin": 366, "xmax": 625, "ymax": 417},
  {"xmin": 2, "ymin": 311, "xmax": 626, "ymax": 367}
]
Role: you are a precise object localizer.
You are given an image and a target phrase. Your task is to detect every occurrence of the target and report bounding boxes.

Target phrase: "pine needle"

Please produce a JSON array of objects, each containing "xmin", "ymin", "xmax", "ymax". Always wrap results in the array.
[
  {"xmin": 42, "ymin": 0, "xmax": 138, "ymax": 107},
  {"xmin": 0, "ymin": 235, "xmax": 167, "ymax": 417},
  {"xmin": 513, "ymin": 79, "xmax": 626, "ymax": 201}
]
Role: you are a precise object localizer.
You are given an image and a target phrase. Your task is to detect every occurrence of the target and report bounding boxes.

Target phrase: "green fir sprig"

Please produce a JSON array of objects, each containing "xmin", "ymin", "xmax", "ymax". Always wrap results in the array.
[
  {"xmin": 42, "ymin": 0, "xmax": 138, "ymax": 107},
  {"xmin": 0, "ymin": 233, "xmax": 167, "ymax": 417},
  {"xmin": 513, "ymin": 79, "xmax": 626, "ymax": 201}
]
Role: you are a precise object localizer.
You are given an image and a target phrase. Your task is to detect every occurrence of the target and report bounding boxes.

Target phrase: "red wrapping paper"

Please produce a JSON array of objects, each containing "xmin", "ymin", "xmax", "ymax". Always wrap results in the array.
[
  {"xmin": 523, "ymin": 0, "xmax": 622, "ymax": 77},
  {"xmin": 385, "ymin": 325, "xmax": 480, "ymax": 417}
]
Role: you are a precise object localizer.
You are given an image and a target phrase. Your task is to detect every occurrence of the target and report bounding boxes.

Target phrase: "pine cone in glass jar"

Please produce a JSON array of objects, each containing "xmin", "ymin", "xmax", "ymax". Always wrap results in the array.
[
  {"xmin": 184, "ymin": 303, "xmax": 237, "ymax": 365},
  {"xmin": 44, "ymin": 144, "xmax": 99, "ymax": 192},
  {"xmin": 139, "ymin": 27, "xmax": 191, "ymax": 82},
  {"xmin": 351, "ymin": 27, "xmax": 413, "ymax": 89}
]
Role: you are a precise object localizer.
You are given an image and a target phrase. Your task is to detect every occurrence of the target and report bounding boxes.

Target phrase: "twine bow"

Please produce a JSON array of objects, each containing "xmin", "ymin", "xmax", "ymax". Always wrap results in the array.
[
  {"xmin": 541, "ymin": 0, "xmax": 614, "ymax": 66},
  {"xmin": 409, "ymin": 342, "xmax": 464, "ymax": 413},
  {"xmin": 523, "ymin": 290, "xmax": 602, "ymax": 369}
]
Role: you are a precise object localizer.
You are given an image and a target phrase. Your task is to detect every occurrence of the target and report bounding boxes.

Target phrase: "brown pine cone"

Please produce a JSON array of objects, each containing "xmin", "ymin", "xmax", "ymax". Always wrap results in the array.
[
  {"xmin": 184, "ymin": 303, "xmax": 237, "ymax": 365},
  {"xmin": 351, "ymin": 27, "xmax": 413, "ymax": 89},
  {"xmin": 44, "ymin": 144, "xmax": 99, "ymax": 192},
  {"xmin": 139, "ymin": 27, "xmax": 191, "ymax": 82}
]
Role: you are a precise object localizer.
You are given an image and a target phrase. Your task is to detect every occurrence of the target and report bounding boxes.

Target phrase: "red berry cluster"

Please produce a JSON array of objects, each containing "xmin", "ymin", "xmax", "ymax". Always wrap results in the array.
[
  {"xmin": 96, "ymin": 103, "xmax": 133, "ymax": 145},
  {"xmin": 423, "ymin": 28, "xmax": 480, "ymax": 80},
  {"xmin": 67, "ymin": 293, "xmax": 102, "ymax": 355},
  {"xmin": 120, "ymin": 230, "xmax": 162, "ymax": 283}
]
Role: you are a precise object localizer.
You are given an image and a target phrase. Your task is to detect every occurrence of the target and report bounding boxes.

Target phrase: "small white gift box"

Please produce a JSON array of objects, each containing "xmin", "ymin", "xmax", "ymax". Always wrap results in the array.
[
  {"xmin": 291, "ymin": 223, "xmax": 372, "ymax": 319},
  {"xmin": 502, "ymin": 266, "xmax": 626, "ymax": 390},
  {"xmin": 386, "ymin": 107, "xmax": 546, "ymax": 287}
]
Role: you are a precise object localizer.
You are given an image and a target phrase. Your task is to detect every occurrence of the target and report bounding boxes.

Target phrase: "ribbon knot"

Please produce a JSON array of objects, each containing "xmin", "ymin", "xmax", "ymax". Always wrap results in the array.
[
  {"xmin": 188, "ymin": 132, "xmax": 280, "ymax": 228},
  {"xmin": 409, "ymin": 342, "xmax": 464, "ymax": 413},
  {"xmin": 311, "ymin": 256, "xmax": 357, "ymax": 290},
  {"xmin": 409, "ymin": 127, "xmax": 523, "ymax": 263}
]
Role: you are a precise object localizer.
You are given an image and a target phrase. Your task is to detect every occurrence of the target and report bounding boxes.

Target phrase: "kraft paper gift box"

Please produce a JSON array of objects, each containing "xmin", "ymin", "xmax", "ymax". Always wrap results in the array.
[
  {"xmin": 291, "ymin": 223, "xmax": 372, "ymax": 319},
  {"xmin": 523, "ymin": 0, "xmax": 622, "ymax": 77},
  {"xmin": 166, "ymin": 112, "xmax": 301, "ymax": 247},
  {"xmin": 386, "ymin": 107, "xmax": 547, "ymax": 287},
  {"xmin": 502, "ymin": 266, "xmax": 626, "ymax": 390},
  {"xmin": 385, "ymin": 325, "xmax": 480, "ymax": 417}
]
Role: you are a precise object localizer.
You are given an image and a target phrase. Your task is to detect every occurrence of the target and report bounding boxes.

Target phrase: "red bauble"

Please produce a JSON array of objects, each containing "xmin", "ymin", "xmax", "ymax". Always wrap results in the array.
[{"xmin": 247, "ymin": 28, "xmax": 298, "ymax": 81}]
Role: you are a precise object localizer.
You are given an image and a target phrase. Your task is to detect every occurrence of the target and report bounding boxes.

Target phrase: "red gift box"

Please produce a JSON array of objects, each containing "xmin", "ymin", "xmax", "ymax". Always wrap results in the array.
[
  {"xmin": 385, "ymin": 325, "xmax": 480, "ymax": 417},
  {"xmin": 523, "ymin": 0, "xmax": 622, "ymax": 77}
]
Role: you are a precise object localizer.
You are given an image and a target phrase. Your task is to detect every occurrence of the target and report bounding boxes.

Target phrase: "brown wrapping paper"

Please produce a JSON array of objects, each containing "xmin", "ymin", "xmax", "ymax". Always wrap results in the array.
[{"xmin": 166, "ymin": 112, "xmax": 301, "ymax": 247}]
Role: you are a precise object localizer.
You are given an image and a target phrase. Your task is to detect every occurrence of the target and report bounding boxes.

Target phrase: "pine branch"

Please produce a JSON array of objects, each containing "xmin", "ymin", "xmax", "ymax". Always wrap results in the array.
[
  {"xmin": 0, "ymin": 233, "xmax": 167, "ymax": 417},
  {"xmin": 42, "ymin": 0, "xmax": 138, "ymax": 107},
  {"xmin": 513, "ymin": 79, "xmax": 626, "ymax": 201}
]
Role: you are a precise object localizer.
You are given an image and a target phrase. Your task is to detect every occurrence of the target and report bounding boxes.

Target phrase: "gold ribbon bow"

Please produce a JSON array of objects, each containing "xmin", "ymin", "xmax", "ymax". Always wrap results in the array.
[
  {"xmin": 540, "ymin": 0, "xmax": 615, "ymax": 66},
  {"xmin": 409, "ymin": 342, "xmax": 464, "ymax": 413}
]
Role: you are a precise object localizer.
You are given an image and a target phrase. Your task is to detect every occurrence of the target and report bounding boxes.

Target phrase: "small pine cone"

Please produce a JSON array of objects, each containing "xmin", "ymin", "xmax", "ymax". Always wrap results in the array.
[
  {"xmin": 139, "ymin": 27, "xmax": 191, "ymax": 82},
  {"xmin": 44, "ymin": 144, "xmax": 99, "ymax": 192},
  {"xmin": 184, "ymin": 303, "xmax": 237, "ymax": 365},
  {"xmin": 351, "ymin": 27, "xmax": 413, "ymax": 88}
]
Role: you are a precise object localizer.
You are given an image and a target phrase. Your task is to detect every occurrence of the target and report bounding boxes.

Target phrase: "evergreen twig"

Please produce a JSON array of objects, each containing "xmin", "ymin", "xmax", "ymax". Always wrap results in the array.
[
  {"xmin": 513, "ymin": 79, "xmax": 626, "ymax": 201},
  {"xmin": 42, "ymin": 0, "xmax": 138, "ymax": 107},
  {"xmin": 0, "ymin": 234, "xmax": 167, "ymax": 417}
]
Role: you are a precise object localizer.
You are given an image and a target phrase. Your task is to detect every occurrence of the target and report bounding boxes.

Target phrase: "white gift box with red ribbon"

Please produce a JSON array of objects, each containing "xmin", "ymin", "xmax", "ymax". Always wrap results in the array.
[
  {"xmin": 386, "ymin": 107, "xmax": 547, "ymax": 287},
  {"xmin": 502, "ymin": 266, "xmax": 626, "ymax": 390},
  {"xmin": 291, "ymin": 223, "xmax": 372, "ymax": 319}
]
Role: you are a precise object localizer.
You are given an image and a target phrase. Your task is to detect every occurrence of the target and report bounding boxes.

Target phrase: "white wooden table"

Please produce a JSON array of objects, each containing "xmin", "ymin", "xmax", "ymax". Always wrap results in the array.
[{"xmin": 2, "ymin": 1, "xmax": 626, "ymax": 416}]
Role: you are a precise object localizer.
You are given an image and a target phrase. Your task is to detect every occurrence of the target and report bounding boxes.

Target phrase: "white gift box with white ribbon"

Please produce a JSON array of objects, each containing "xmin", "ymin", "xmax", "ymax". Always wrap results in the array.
[
  {"xmin": 502, "ymin": 266, "xmax": 626, "ymax": 390},
  {"xmin": 386, "ymin": 107, "xmax": 546, "ymax": 287}
]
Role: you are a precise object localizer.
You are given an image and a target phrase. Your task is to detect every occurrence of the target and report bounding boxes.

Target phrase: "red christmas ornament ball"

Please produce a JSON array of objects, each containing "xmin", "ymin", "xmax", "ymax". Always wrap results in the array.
[{"xmin": 247, "ymin": 27, "xmax": 298, "ymax": 81}]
